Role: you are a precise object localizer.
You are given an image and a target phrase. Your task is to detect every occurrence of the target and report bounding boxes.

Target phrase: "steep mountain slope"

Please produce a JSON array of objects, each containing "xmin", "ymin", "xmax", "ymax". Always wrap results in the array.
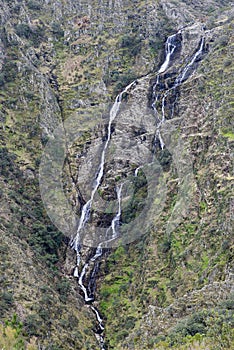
[{"xmin": 0, "ymin": 1, "xmax": 233, "ymax": 349}]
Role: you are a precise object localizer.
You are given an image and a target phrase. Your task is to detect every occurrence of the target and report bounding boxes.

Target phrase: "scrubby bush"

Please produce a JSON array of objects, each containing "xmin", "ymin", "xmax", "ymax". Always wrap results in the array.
[
  {"xmin": 24, "ymin": 314, "xmax": 42, "ymax": 336},
  {"xmin": 27, "ymin": 1, "xmax": 41, "ymax": 11},
  {"xmin": 15, "ymin": 23, "xmax": 45, "ymax": 47},
  {"xmin": 120, "ymin": 34, "xmax": 142, "ymax": 57},
  {"xmin": 16, "ymin": 24, "xmax": 32, "ymax": 39},
  {"xmin": 0, "ymin": 315, "xmax": 38, "ymax": 350},
  {"xmin": 0, "ymin": 292, "xmax": 14, "ymax": 314},
  {"xmin": 51, "ymin": 22, "xmax": 64, "ymax": 38}
]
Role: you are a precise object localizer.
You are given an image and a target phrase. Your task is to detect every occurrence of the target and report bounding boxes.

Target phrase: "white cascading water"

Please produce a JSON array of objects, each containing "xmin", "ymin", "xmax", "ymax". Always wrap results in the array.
[
  {"xmin": 78, "ymin": 264, "xmax": 93, "ymax": 302},
  {"xmin": 158, "ymin": 33, "xmax": 178, "ymax": 73},
  {"xmin": 69, "ymin": 78, "xmax": 134, "ymax": 349},
  {"xmin": 70, "ymin": 80, "xmax": 136, "ymax": 266},
  {"xmin": 76, "ymin": 183, "xmax": 123, "ymax": 349},
  {"xmin": 76, "ymin": 183, "xmax": 124, "ymax": 302},
  {"xmin": 69, "ymin": 29, "xmax": 205, "ymax": 350},
  {"xmin": 152, "ymin": 34, "xmax": 205, "ymax": 149},
  {"xmin": 134, "ymin": 166, "xmax": 142, "ymax": 177},
  {"xmin": 152, "ymin": 32, "xmax": 180, "ymax": 149},
  {"xmin": 175, "ymin": 37, "xmax": 205, "ymax": 85},
  {"xmin": 151, "ymin": 33, "xmax": 179, "ymax": 115},
  {"xmin": 91, "ymin": 305, "xmax": 105, "ymax": 350}
]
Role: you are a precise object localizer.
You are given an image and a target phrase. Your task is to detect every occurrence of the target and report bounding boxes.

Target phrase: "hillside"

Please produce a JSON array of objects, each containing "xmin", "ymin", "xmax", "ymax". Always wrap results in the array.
[{"xmin": 0, "ymin": 1, "xmax": 233, "ymax": 349}]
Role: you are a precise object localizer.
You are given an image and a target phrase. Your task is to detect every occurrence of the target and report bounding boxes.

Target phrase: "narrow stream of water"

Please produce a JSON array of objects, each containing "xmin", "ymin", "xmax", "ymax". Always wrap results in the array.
[{"xmin": 70, "ymin": 27, "xmax": 206, "ymax": 349}]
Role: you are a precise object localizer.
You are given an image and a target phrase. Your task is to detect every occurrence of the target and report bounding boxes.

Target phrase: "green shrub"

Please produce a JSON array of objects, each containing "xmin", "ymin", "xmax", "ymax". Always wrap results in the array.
[
  {"xmin": 56, "ymin": 279, "xmax": 71, "ymax": 302},
  {"xmin": 0, "ymin": 292, "xmax": 14, "ymax": 314},
  {"xmin": 125, "ymin": 316, "xmax": 136, "ymax": 330},
  {"xmin": 24, "ymin": 314, "xmax": 42, "ymax": 336},
  {"xmin": 15, "ymin": 23, "xmax": 45, "ymax": 47},
  {"xmin": 27, "ymin": 1, "xmax": 41, "ymax": 11},
  {"xmin": 116, "ymin": 329, "xmax": 129, "ymax": 341},
  {"xmin": 120, "ymin": 34, "xmax": 142, "ymax": 57},
  {"xmin": 51, "ymin": 22, "xmax": 64, "ymax": 38},
  {"xmin": 16, "ymin": 24, "xmax": 32, "ymax": 39}
]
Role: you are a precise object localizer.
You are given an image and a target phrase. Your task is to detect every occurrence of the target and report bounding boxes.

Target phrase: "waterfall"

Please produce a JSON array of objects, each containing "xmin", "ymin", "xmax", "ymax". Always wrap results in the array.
[
  {"xmin": 152, "ymin": 33, "xmax": 206, "ymax": 149},
  {"xmin": 151, "ymin": 31, "xmax": 181, "ymax": 149},
  {"xmin": 78, "ymin": 263, "xmax": 94, "ymax": 302},
  {"xmin": 158, "ymin": 33, "xmax": 179, "ymax": 73},
  {"xmin": 69, "ymin": 28, "xmax": 206, "ymax": 350},
  {"xmin": 68, "ymin": 76, "xmax": 133, "ymax": 349},
  {"xmin": 152, "ymin": 32, "xmax": 181, "ymax": 114},
  {"xmin": 175, "ymin": 37, "xmax": 205, "ymax": 85},
  {"xmin": 76, "ymin": 184, "xmax": 124, "ymax": 298},
  {"xmin": 67, "ymin": 66, "xmax": 134, "ymax": 345},
  {"xmin": 72, "ymin": 178, "xmax": 124, "ymax": 348},
  {"xmin": 134, "ymin": 166, "xmax": 142, "ymax": 177},
  {"xmin": 70, "ymin": 80, "xmax": 136, "ymax": 266}
]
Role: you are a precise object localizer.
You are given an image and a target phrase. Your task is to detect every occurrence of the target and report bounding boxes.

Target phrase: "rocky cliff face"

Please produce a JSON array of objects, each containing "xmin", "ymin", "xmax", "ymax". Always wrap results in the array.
[{"xmin": 0, "ymin": 1, "xmax": 233, "ymax": 350}]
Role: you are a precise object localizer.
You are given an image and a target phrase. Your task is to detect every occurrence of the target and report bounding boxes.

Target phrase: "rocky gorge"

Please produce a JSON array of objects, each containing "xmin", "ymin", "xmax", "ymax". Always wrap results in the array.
[{"xmin": 0, "ymin": 1, "xmax": 233, "ymax": 349}]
